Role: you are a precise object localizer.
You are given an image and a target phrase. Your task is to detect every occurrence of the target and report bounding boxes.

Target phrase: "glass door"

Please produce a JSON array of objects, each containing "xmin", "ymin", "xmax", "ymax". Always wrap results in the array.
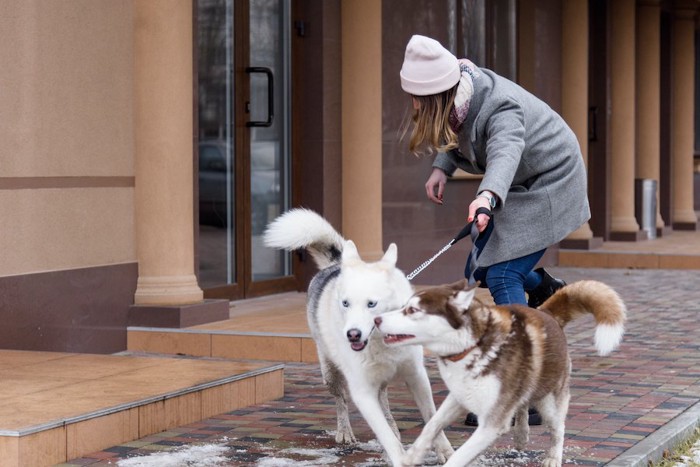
[
  {"xmin": 248, "ymin": 0, "xmax": 291, "ymax": 283},
  {"xmin": 196, "ymin": 0, "xmax": 292, "ymax": 299}
]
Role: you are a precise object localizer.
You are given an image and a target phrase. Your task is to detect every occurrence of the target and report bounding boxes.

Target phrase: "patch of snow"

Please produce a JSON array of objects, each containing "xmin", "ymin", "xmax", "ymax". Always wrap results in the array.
[
  {"xmin": 255, "ymin": 448, "xmax": 340, "ymax": 466},
  {"xmin": 117, "ymin": 444, "xmax": 229, "ymax": 467}
]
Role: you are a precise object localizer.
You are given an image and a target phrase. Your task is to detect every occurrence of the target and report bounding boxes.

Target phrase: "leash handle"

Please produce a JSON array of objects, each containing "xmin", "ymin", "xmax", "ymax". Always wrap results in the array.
[
  {"xmin": 451, "ymin": 223, "xmax": 473, "ymax": 245},
  {"xmin": 465, "ymin": 206, "xmax": 493, "ymax": 284},
  {"xmin": 452, "ymin": 207, "xmax": 492, "ymax": 244}
]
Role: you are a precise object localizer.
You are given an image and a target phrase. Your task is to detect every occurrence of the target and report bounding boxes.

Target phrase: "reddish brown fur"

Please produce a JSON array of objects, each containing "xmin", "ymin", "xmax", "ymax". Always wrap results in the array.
[
  {"xmin": 414, "ymin": 281, "xmax": 574, "ymax": 420},
  {"xmin": 413, "ymin": 279, "xmax": 623, "ymax": 414},
  {"xmin": 540, "ymin": 280, "xmax": 625, "ymax": 327},
  {"xmin": 397, "ymin": 279, "xmax": 625, "ymax": 466}
]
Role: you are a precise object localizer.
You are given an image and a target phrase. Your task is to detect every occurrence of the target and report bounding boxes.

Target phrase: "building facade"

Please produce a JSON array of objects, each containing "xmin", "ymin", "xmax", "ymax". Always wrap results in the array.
[{"xmin": 0, "ymin": 0, "xmax": 697, "ymax": 354}]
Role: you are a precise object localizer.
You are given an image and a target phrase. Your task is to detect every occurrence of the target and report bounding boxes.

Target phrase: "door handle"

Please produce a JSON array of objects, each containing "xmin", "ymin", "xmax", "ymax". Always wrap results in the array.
[
  {"xmin": 588, "ymin": 106, "xmax": 597, "ymax": 142},
  {"xmin": 245, "ymin": 67, "xmax": 274, "ymax": 127}
]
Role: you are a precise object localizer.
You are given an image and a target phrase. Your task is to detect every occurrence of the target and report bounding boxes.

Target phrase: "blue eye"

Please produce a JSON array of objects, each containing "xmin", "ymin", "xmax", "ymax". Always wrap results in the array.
[
  {"xmin": 342, "ymin": 300, "xmax": 349, "ymax": 308},
  {"xmin": 367, "ymin": 301, "xmax": 377, "ymax": 308}
]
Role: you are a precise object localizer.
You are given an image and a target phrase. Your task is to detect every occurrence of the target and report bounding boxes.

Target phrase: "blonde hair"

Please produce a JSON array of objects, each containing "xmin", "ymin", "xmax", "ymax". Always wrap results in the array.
[{"xmin": 405, "ymin": 85, "xmax": 459, "ymax": 156}]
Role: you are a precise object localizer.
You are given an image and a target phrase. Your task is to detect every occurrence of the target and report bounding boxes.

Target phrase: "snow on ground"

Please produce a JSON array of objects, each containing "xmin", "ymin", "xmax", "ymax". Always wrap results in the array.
[
  {"xmin": 110, "ymin": 440, "xmax": 586, "ymax": 466},
  {"xmin": 116, "ymin": 444, "xmax": 230, "ymax": 466}
]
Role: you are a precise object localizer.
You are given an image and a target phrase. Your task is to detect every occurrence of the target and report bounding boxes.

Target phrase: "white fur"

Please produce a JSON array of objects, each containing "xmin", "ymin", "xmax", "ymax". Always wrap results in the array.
[
  {"xmin": 263, "ymin": 209, "xmax": 454, "ymax": 467},
  {"xmin": 450, "ymin": 288, "xmax": 476, "ymax": 309},
  {"xmin": 263, "ymin": 208, "xmax": 345, "ymax": 269},
  {"xmin": 263, "ymin": 208, "xmax": 344, "ymax": 251},
  {"xmin": 595, "ymin": 323, "xmax": 624, "ymax": 356}
]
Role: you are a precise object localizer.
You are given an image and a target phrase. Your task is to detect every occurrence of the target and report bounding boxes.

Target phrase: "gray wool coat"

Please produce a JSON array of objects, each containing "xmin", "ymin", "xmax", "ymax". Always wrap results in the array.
[{"xmin": 433, "ymin": 67, "xmax": 590, "ymax": 268}]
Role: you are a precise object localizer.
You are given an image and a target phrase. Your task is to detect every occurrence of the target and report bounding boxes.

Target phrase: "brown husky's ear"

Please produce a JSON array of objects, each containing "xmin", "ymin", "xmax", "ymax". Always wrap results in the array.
[{"xmin": 450, "ymin": 287, "xmax": 476, "ymax": 310}]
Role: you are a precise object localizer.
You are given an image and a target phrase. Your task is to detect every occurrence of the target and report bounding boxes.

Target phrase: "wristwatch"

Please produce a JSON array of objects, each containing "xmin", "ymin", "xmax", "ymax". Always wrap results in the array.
[{"xmin": 477, "ymin": 191, "xmax": 497, "ymax": 209}]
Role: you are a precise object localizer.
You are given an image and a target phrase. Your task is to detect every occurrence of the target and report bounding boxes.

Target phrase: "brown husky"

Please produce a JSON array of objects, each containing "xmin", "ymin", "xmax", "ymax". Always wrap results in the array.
[{"xmin": 374, "ymin": 279, "xmax": 626, "ymax": 467}]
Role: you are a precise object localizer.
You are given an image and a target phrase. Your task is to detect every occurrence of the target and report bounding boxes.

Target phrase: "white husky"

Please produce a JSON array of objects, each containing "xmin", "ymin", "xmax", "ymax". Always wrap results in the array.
[{"xmin": 264, "ymin": 208, "xmax": 453, "ymax": 466}]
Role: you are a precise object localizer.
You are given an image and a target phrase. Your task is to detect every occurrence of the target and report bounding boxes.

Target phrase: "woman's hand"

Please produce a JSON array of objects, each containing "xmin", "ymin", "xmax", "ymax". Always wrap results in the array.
[
  {"xmin": 467, "ymin": 196, "xmax": 492, "ymax": 232},
  {"xmin": 425, "ymin": 168, "xmax": 447, "ymax": 205}
]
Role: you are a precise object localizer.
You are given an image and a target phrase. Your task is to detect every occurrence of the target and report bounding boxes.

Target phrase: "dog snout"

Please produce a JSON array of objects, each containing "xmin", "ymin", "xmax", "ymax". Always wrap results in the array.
[
  {"xmin": 373, "ymin": 316, "xmax": 382, "ymax": 327},
  {"xmin": 346, "ymin": 328, "xmax": 362, "ymax": 342}
]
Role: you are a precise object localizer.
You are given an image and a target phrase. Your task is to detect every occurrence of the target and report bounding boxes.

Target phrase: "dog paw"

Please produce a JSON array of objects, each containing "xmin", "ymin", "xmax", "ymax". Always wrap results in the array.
[
  {"xmin": 435, "ymin": 442, "xmax": 454, "ymax": 463},
  {"xmin": 512, "ymin": 425, "xmax": 529, "ymax": 450},
  {"xmin": 401, "ymin": 447, "xmax": 424, "ymax": 466},
  {"xmin": 513, "ymin": 433, "xmax": 528, "ymax": 450},
  {"xmin": 541, "ymin": 456, "xmax": 562, "ymax": 467},
  {"xmin": 335, "ymin": 429, "xmax": 356, "ymax": 444},
  {"xmin": 435, "ymin": 451, "xmax": 450, "ymax": 464}
]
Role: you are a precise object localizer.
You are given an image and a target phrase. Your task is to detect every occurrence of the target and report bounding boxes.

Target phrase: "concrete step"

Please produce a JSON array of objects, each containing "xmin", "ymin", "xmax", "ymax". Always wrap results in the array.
[
  {"xmin": 0, "ymin": 350, "xmax": 283, "ymax": 467},
  {"xmin": 127, "ymin": 291, "xmax": 319, "ymax": 363}
]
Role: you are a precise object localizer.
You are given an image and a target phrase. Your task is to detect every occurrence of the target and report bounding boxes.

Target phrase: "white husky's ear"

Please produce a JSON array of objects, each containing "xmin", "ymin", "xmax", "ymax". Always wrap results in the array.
[
  {"xmin": 450, "ymin": 288, "xmax": 476, "ymax": 310},
  {"xmin": 342, "ymin": 240, "xmax": 361, "ymax": 262},
  {"xmin": 380, "ymin": 243, "xmax": 398, "ymax": 267}
]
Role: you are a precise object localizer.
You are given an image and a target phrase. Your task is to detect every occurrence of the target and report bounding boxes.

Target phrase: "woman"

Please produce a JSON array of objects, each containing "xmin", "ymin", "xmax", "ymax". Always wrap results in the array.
[{"xmin": 401, "ymin": 34, "xmax": 590, "ymax": 309}]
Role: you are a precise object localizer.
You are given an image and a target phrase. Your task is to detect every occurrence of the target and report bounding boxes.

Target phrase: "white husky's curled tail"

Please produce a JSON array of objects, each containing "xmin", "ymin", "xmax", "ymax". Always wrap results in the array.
[
  {"xmin": 263, "ymin": 208, "xmax": 346, "ymax": 270},
  {"xmin": 541, "ymin": 280, "xmax": 627, "ymax": 356}
]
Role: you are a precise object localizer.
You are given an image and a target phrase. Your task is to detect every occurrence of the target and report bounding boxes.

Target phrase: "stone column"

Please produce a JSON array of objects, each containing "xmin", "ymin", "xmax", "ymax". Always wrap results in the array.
[
  {"xmin": 636, "ymin": 0, "xmax": 668, "ymax": 236},
  {"xmin": 671, "ymin": 1, "xmax": 700, "ymax": 230},
  {"xmin": 130, "ymin": 0, "xmax": 228, "ymax": 327},
  {"xmin": 341, "ymin": 0, "xmax": 383, "ymax": 260},
  {"xmin": 561, "ymin": 0, "xmax": 603, "ymax": 249},
  {"xmin": 609, "ymin": 0, "xmax": 645, "ymax": 240}
]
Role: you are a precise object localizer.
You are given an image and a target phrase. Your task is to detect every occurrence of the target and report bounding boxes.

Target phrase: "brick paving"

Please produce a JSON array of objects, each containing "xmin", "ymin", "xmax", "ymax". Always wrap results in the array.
[{"xmin": 58, "ymin": 268, "xmax": 700, "ymax": 466}]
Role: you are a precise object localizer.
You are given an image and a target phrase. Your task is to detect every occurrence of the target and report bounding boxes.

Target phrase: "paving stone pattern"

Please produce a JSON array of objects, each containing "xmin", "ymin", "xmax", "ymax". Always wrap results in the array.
[{"xmin": 58, "ymin": 268, "xmax": 700, "ymax": 466}]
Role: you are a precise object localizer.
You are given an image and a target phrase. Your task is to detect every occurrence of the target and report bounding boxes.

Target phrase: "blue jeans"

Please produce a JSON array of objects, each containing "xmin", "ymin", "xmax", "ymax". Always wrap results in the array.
[{"xmin": 465, "ymin": 221, "xmax": 545, "ymax": 305}]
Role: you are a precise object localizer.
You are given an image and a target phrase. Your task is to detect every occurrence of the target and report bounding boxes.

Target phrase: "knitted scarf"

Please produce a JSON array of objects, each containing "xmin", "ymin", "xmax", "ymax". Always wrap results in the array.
[{"xmin": 449, "ymin": 59, "xmax": 480, "ymax": 132}]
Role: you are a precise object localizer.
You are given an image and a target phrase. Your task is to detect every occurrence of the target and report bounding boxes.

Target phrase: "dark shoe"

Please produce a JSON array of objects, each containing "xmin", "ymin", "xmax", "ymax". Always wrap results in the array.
[
  {"xmin": 527, "ymin": 407, "xmax": 542, "ymax": 425},
  {"xmin": 465, "ymin": 408, "xmax": 542, "ymax": 426},
  {"xmin": 527, "ymin": 268, "xmax": 566, "ymax": 308},
  {"xmin": 464, "ymin": 412, "xmax": 479, "ymax": 426}
]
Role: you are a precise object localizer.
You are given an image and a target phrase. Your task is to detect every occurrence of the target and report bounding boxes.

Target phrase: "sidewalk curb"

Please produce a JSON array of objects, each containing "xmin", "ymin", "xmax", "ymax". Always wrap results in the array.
[{"xmin": 606, "ymin": 400, "xmax": 700, "ymax": 466}]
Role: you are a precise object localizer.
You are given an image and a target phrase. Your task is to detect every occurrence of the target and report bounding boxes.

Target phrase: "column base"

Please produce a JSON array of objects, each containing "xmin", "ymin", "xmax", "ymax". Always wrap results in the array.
[
  {"xmin": 672, "ymin": 221, "xmax": 699, "ymax": 231},
  {"xmin": 657, "ymin": 225, "xmax": 674, "ymax": 237},
  {"xmin": 559, "ymin": 237, "xmax": 604, "ymax": 250},
  {"xmin": 128, "ymin": 299, "xmax": 230, "ymax": 328},
  {"xmin": 609, "ymin": 230, "xmax": 648, "ymax": 241},
  {"xmin": 134, "ymin": 274, "xmax": 204, "ymax": 305}
]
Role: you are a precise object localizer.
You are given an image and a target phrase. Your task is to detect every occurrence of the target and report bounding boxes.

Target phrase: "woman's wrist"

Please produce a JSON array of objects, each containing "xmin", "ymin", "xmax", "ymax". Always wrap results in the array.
[{"xmin": 477, "ymin": 190, "xmax": 497, "ymax": 209}]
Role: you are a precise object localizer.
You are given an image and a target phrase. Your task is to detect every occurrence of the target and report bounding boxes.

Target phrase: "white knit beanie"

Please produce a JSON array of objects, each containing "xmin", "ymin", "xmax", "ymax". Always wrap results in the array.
[{"xmin": 400, "ymin": 35, "xmax": 461, "ymax": 96}]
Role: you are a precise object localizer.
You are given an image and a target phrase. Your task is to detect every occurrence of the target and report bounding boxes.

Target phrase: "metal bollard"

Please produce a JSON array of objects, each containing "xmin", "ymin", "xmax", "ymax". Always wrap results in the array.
[{"xmin": 635, "ymin": 179, "xmax": 657, "ymax": 239}]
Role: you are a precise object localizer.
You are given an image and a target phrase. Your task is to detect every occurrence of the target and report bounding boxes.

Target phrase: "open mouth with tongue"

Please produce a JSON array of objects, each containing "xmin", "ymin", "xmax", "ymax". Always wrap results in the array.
[
  {"xmin": 347, "ymin": 327, "xmax": 373, "ymax": 351},
  {"xmin": 383, "ymin": 334, "xmax": 415, "ymax": 345},
  {"xmin": 350, "ymin": 341, "xmax": 367, "ymax": 351}
]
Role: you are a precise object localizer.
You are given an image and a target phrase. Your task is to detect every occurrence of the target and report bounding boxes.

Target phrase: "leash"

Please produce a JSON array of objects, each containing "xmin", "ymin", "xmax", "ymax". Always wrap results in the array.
[{"xmin": 406, "ymin": 207, "xmax": 492, "ymax": 281}]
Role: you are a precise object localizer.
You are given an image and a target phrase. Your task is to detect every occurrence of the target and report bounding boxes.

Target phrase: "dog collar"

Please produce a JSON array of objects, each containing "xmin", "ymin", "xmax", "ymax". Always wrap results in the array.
[{"xmin": 441, "ymin": 345, "xmax": 477, "ymax": 363}]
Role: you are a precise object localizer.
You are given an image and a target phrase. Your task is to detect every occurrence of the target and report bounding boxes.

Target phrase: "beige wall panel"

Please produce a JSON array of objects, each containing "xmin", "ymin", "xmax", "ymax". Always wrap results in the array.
[
  {"xmin": 0, "ymin": 0, "xmax": 133, "ymax": 177},
  {"xmin": 0, "ymin": 187, "xmax": 135, "ymax": 276}
]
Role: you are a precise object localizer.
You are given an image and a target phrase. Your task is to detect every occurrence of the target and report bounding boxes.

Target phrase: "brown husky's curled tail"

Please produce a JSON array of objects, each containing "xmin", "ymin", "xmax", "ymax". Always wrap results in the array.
[{"xmin": 540, "ymin": 280, "xmax": 626, "ymax": 356}]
